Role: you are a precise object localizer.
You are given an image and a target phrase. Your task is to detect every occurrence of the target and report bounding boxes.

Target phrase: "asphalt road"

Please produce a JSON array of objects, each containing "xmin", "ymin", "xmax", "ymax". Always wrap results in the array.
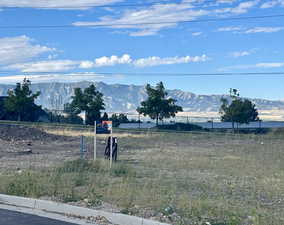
[{"xmin": 0, "ymin": 209, "xmax": 78, "ymax": 225}]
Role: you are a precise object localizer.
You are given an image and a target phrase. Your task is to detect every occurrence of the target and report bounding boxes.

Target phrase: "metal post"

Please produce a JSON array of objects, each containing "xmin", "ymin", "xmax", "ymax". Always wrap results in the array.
[
  {"xmin": 94, "ymin": 121, "xmax": 97, "ymax": 160},
  {"xmin": 110, "ymin": 127, "xmax": 113, "ymax": 168},
  {"xmin": 80, "ymin": 135, "xmax": 84, "ymax": 159}
]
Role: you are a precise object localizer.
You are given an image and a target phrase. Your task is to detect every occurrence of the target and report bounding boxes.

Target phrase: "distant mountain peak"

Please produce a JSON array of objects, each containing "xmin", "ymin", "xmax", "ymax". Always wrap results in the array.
[{"xmin": 0, "ymin": 82, "xmax": 284, "ymax": 113}]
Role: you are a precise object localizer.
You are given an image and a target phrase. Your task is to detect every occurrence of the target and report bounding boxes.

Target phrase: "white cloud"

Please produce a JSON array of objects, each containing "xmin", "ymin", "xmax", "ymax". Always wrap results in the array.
[
  {"xmin": 217, "ymin": 26, "xmax": 284, "ymax": 34},
  {"xmin": 0, "ymin": 73, "xmax": 108, "ymax": 84},
  {"xmin": 255, "ymin": 62, "xmax": 284, "ymax": 68},
  {"xmin": 94, "ymin": 54, "xmax": 132, "ymax": 66},
  {"xmin": 217, "ymin": 26, "xmax": 242, "ymax": 32},
  {"xmin": 73, "ymin": 0, "xmax": 261, "ymax": 36},
  {"xmin": 0, "ymin": 35, "xmax": 55, "ymax": 65},
  {"xmin": 230, "ymin": 50, "xmax": 251, "ymax": 58},
  {"xmin": 244, "ymin": 27, "xmax": 284, "ymax": 33},
  {"xmin": 214, "ymin": 0, "xmax": 259, "ymax": 14},
  {"xmin": 191, "ymin": 32, "xmax": 202, "ymax": 36},
  {"xmin": 73, "ymin": 3, "xmax": 209, "ymax": 36},
  {"xmin": 6, "ymin": 60, "xmax": 79, "ymax": 72},
  {"xmin": 219, "ymin": 62, "xmax": 284, "ymax": 71},
  {"xmin": 217, "ymin": 0, "xmax": 237, "ymax": 3},
  {"xmin": 230, "ymin": 0, "xmax": 259, "ymax": 14},
  {"xmin": 79, "ymin": 61, "xmax": 95, "ymax": 69},
  {"xmin": 260, "ymin": 0, "xmax": 284, "ymax": 8},
  {"xmin": 4, "ymin": 54, "xmax": 210, "ymax": 72},
  {"xmin": 133, "ymin": 55, "xmax": 210, "ymax": 67},
  {"xmin": 129, "ymin": 29, "xmax": 162, "ymax": 37},
  {"xmin": 261, "ymin": 0, "xmax": 279, "ymax": 8},
  {"xmin": 0, "ymin": 0, "xmax": 123, "ymax": 10}
]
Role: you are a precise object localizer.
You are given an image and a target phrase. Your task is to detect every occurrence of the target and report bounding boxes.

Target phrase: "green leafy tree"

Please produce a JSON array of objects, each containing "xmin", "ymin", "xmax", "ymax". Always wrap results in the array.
[
  {"xmin": 118, "ymin": 113, "xmax": 129, "ymax": 123},
  {"xmin": 110, "ymin": 113, "xmax": 131, "ymax": 127},
  {"xmin": 64, "ymin": 103, "xmax": 81, "ymax": 116},
  {"xmin": 220, "ymin": 89, "xmax": 259, "ymax": 131},
  {"xmin": 5, "ymin": 79, "xmax": 41, "ymax": 121},
  {"xmin": 110, "ymin": 114, "xmax": 120, "ymax": 127},
  {"xmin": 69, "ymin": 84, "xmax": 105, "ymax": 125},
  {"xmin": 0, "ymin": 97, "xmax": 7, "ymax": 119},
  {"xmin": 101, "ymin": 112, "xmax": 109, "ymax": 121},
  {"xmin": 137, "ymin": 82, "xmax": 183, "ymax": 126}
]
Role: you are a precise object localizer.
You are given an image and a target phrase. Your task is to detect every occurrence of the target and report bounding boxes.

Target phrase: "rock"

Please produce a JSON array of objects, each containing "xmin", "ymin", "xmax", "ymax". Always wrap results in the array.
[{"xmin": 20, "ymin": 149, "xmax": 33, "ymax": 154}]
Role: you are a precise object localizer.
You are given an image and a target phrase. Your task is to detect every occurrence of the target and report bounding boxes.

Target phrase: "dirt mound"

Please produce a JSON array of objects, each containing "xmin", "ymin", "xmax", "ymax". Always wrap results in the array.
[{"xmin": 0, "ymin": 125, "xmax": 60, "ymax": 142}]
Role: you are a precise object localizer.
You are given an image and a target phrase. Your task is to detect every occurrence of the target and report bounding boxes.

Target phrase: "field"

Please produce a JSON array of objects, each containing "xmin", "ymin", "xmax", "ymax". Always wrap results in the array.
[
  {"xmin": 0, "ymin": 124, "xmax": 283, "ymax": 225},
  {"xmin": 177, "ymin": 109, "xmax": 284, "ymax": 121}
]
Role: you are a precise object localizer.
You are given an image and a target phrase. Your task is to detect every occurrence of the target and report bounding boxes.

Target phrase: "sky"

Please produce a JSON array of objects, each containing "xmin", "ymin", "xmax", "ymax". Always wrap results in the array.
[{"xmin": 0, "ymin": 0, "xmax": 283, "ymax": 100}]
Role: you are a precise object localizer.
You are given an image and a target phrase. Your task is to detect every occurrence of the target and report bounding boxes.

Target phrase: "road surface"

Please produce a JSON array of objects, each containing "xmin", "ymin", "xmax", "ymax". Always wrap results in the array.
[{"xmin": 0, "ymin": 208, "xmax": 79, "ymax": 225}]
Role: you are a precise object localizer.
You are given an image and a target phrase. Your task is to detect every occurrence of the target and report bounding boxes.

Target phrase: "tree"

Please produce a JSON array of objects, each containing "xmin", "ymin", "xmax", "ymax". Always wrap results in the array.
[
  {"xmin": 110, "ymin": 113, "xmax": 128, "ymax": 127},
  {"xmin": 220, "ymin": 89, "xmax": 259, "ymax": 131},
  {"xmin": 101, "ymin": 112, "xmax": 109, "ymax": 121},
  {"xmin": 137, "ymin": 82, "xmax": 183, "ymax": 126},
  {"xmin": 5, "ymin": 79, "xmax": 41, "ymax": 121},
  {"xmin": 69, "ymin": 84, "xmax": 105, "ymax": 125},
  {"xmin": 118, "ymin": 113, "xmax": 129, "ymax": 123},
  {"xmin": 0, "ymin": 97, "xmax": 8, "ymax": 120}
]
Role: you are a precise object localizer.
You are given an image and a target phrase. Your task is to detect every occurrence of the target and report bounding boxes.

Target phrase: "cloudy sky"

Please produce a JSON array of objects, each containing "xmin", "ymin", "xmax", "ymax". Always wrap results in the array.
[{"xmin": 0, "ymin": 0, "xmax": 283, "ymax": 99}]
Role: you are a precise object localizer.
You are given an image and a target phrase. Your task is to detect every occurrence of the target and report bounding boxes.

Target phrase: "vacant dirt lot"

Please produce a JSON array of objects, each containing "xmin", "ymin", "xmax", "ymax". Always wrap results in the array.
[
  {"xmin": 0, "ymin": 124, "xmax": 283, "ymax": 225},
  {"xmin": 0, "ymin": 124, "xmax": 106, "ymax": 171}
]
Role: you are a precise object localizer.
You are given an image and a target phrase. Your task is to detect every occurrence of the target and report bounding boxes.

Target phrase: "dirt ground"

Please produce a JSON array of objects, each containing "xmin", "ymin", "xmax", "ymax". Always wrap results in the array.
[
  {"xmin": 0, "ymin": 124, "xmax": 283, "ymax": 224},
  {"xmin": 0, "ymin": 125, "xmax": 106, "ymax": 172}
]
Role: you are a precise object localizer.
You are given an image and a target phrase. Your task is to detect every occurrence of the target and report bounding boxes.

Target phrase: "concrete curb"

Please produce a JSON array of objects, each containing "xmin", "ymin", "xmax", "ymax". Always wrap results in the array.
[{"xmin": 0, "ymin": 194, "xmax": 171, "ymax": 225}]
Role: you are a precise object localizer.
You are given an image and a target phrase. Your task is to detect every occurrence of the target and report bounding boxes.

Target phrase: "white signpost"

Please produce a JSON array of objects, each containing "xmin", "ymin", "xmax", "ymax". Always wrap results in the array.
[{"xmin": 94, "ymin": 121, "xmax": 97, "ymax": 160}]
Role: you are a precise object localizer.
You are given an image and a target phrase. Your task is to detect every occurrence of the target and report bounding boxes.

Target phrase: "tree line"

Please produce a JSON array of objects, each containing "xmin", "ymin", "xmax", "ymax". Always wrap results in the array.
[{"xmin": 0, "ymin": 79, "xmax": 259, "ymax": 128}]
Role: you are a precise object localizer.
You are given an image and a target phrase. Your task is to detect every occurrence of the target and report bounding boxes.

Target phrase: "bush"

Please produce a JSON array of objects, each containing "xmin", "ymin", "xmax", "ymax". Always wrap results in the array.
[{"xmin": 157, "ymin": 123, "xmax": 203, "ymax": 131}]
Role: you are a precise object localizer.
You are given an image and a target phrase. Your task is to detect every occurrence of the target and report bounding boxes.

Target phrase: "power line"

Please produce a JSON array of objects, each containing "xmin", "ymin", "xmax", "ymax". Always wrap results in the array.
[
  {"xmin": 0, "ymin": 14, "xmax": 283, "ymax": 29},
  {"xmin": 0, "ymin": 0, "xmax": 235, "ymax": 10},
  {"xmin": 0, "ymin": 71, "xmax": 284, "ymax": 77}
]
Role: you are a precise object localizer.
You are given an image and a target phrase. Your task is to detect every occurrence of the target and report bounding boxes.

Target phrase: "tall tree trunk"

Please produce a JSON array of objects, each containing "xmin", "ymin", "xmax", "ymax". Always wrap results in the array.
[{"xmin": 155, "ymin": 112, "xmax": 159, "ymax": 127}]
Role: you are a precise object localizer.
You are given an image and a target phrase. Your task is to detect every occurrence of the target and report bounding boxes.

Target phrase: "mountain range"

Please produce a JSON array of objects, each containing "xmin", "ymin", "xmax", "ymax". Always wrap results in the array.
[{"xmin": 0, "ymin": 81, "xmax": 284, "ymax": 113}]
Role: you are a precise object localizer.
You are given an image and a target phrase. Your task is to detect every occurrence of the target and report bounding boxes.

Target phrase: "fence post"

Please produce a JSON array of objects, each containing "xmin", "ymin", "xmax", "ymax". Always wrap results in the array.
[
  {"xmin": 80, "ymin": 135, "xmax": 84, "ymax": 159},
  {"xmin": 110, "ymin": 127, "xmax": 113, "ymax": 168},
  {"xmin": 94, "ymin": 121, "xmax": 97, "ymax": 161}
]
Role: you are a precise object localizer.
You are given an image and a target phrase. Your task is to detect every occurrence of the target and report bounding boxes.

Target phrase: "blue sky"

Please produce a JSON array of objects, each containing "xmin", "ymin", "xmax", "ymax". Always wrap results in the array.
[{"xmin": 0, "ymin": 0, "xmax": 283, "ymax": 100}]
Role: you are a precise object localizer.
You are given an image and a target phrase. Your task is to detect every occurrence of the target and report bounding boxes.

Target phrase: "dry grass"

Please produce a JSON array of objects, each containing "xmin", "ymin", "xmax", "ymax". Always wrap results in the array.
[
  {"xmin": 0, "ymin": 129, "xmax": 283, "ymax": 225},
  {"xmin": 44, "ymin": 127, "xmax": 153, "ymax": 138}
]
